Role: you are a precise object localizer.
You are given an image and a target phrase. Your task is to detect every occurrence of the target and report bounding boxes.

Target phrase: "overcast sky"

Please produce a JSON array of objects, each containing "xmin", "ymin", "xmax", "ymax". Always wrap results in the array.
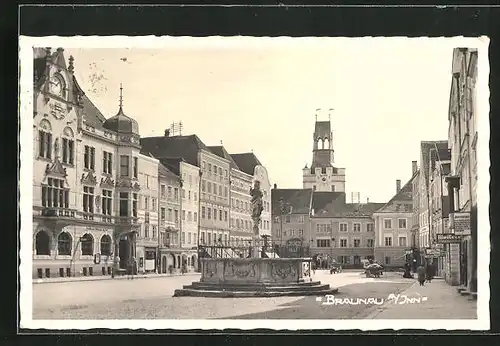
[{"xmin": 65, "ymin": 38, "xmax": 459, "ymax": 203}]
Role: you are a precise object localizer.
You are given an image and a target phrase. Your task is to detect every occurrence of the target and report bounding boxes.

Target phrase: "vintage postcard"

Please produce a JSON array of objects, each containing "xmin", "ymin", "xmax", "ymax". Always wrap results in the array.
[{"xmin": 19, "ymin": 36, "xmax": 490, "ymax": 330}]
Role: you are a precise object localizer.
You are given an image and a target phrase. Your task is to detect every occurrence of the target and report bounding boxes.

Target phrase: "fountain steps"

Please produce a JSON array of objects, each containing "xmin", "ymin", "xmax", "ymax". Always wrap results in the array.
[{"xmin": 174, "ymin": 281, "xmax": 339, "ymax": 297}]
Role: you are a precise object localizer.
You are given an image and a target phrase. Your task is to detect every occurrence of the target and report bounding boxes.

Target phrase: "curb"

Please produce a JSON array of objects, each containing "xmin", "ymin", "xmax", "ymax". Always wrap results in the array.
[{"xmin": 33, "ymin": 272, "xmax": 200, "ymax": 284}]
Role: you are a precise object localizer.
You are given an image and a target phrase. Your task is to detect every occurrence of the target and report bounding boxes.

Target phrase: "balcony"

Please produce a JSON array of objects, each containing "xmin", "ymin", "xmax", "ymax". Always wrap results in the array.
[
  {"xmin": 33, "ymin": 206, "xmax": 140, "ymax": 227},
  {"xmin": 160, "ymin": 219, "xmax": 180, "ymax": 231}
]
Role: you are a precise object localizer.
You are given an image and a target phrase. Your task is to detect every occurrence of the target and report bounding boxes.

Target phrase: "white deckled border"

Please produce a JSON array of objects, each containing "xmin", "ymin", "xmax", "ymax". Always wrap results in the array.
[{"xmin": 19, "ymin": 35, "xmax": 490, "ymax": 331}]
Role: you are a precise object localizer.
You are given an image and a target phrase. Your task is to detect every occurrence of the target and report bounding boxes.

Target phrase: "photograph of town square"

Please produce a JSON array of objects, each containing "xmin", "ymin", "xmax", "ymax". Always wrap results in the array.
[{"xmin": 26, "ymin": 39, "xmax": 482, "ymax": 322}]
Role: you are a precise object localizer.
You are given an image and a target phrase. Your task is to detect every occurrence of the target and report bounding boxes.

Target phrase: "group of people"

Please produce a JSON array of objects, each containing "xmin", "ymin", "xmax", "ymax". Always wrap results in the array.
[{"xmin": 416, "ymin": 262, "xmax": 435, "ymax": 286}]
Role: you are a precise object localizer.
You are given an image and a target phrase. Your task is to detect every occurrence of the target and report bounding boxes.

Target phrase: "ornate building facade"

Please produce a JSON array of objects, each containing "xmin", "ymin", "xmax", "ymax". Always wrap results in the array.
[{"xmin": 33, "ymin": 48, "xmax": 144, "ymax": 278}]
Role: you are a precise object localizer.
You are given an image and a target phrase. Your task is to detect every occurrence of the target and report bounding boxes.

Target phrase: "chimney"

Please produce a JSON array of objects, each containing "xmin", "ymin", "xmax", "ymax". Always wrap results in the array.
[
  {"xmin": 164, "ymin": 129, "xmax": 170, "ymax": 137},
  {"xmin": 273, "ymin": 183, "xmax": 277, "ymax": 189},
  {"xmin": 412, "ymin": 161, "xmax": 417, "ymax": 175},
  {"xmin": 366, "ymin": 197, "xmax": 370, "ymax": 204},
  {"xmin": 396, "ymin": 179, "xmax": 401, "ymax": 193}
]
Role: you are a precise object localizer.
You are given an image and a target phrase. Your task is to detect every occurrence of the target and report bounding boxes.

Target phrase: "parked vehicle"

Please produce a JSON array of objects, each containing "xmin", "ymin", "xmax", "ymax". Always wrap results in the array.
[
  {"xmin": 365, "ymin": 263, "xmax": 384, "ymax": 278},
  {"xmin": 329, "ymin": 261, "xmax": 343, "ymax": 274}
]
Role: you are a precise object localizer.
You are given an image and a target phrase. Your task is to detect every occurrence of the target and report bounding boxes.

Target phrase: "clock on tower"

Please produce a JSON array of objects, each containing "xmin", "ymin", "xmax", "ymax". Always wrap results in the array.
[{"xmin": 49, "ymin": 75, "xmax": 65, "ymax": 98}]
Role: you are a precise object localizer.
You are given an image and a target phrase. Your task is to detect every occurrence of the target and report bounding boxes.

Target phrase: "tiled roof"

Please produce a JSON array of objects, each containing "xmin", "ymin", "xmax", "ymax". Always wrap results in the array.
[
  {"xmin": 420, "ymin": 141, "xmax": 448, "ymax": 185},
  {"xmin": 159, "ymin": 162, "xmax": 179, "ymax": 180},
  {"xmin": 271, "ymin": 188, "xmax": 313, "ymax": 216},
  {"xmin": 312, "ymin": 192, "xmax": 346, "ymax": 212},
  {"xmin": 80, "ymin": 93, "xmax": 107, "ymax": 128},
  {"xmin": 208, "ymin": 146, "xmax": 240, "ymax": 170},
  {"xmin": 140, "ymin": 135, "xmax": 208, "ymax": 167},
  {"xmin": 313, "ymin": 193, "xmax": 385, "ymax": 218},
  {"xmin": 158, "ymin": 157, "xmax": 185, "ymax": 176},
  {"xmin": 230, "ymin": 153, "xmax": 262, "ymax": 176},
  {"xmin": 376, "ymin": 177, "xmax": 413, "ymax": 213}
]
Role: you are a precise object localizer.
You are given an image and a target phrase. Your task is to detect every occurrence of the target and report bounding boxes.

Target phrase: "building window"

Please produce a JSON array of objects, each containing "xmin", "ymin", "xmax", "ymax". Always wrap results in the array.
[
  {"xmin": 224, "ymin": 211, "xmax": 228, "ymax": 222},
  {"xmin": 152, "ymin": 198, "xmax": 156, "ymax": 211},
  {"xmin": 57, "ymin": 232, "xmax": 72, "ymax": 256},
  {"xmin": 167, "ymin": 186, "xmax": 173, "ymax": 198},
  {"xmin": 213, "ymin": 208, "xmax": 217, "ymax": 220},
  {"xmin": 188, "ymin": 191, "xmax": 191, "ymax": 200},
  {"xmin": 194, "ymin": 192, "xmax": 197, "ymax": 201},
  {"xmin": 353, "ymin": 223, "xmax": 361, "ymax": 232},
  {"xmin": 384, "ymin": 219, "xmax": 392, "ymax": 229},
  {"xmin": 339, "ymin": 256, "xmax": 350, "ymax": 264},
  {"xmin": 219, "ymin": 209, "xmax": 223, "ymax": 221},
  {"xmin": 119, "ymin": 192, "xmax": 129, "ymax": 216},
  {"xmin": 367, "ymin": 239, "xmax": 374, "ymax": 247},
  {"xmin": 366, "ymin": 223, "xmax": 374, "ymax": 232},
  {"xmin": 182, "ymin": 189, "xmax": 186, "ymax": 199},
  {"xmin": 144, "ymin": 197, "xmax": 149, "ymax": 210},
  {"xmin": 384, "ymin": 237, "xmax": 392, "ymax": 246},
  {"xmin": 339, "ymin": 223, "xmax": 348, "ymax": 232},
  {"xmin": 175, "ymin": 210, "xmax": 180, "ymax": 223},
  {"xmin": 62, "ymin": 137, "xmax": 75, "ymax": 165},
  {"xmin": 144, "ymin": 224, "xmax": 149, "ymax": 238},
  {"xmin": 398, "ymin": 237, "xmax": 407, "ymax": 247},
  {"xmin": 207, "ymin": 182, "xmax": 212, "ymax": 194},
  {"xmin": 194, "ymin": 212, "xmax": 198, "ymax": 221},
  {"xmin": 41, "ymin": 178, "xmax": 69, "ymax": 208},
  {"xmin": 35, "ymin": 231, "xmax": 50, "ymax": 255},
  {"xmin": 152, "ymin": 225, "xmax": 156, "ymax": 239},
  {"xmin": 182, "ymin": 210, "xmax": 186, "ymax": 221},
  {"xmin": 316, "ymin": 239, "xmax": 330, "ymax": 247},
  {"xmin": 161, "ymin": 185, "xmax": 166, "ymax": 199},
  {"xmin": 101, "ymin": 189, "xmax": 112, "ymax": 215},
  {"xmin": 161, "ymin": 207, "xmax": 166, "ymax": 220},
  {"xmin": 202, "ymin": 180, "xmax": 206, "ymax": 192},
  {"xmin": 201, "ymin": 207, "xmax": 206, "ymax": 219},
  {"xmin": 353, "ymin": 239, "xmax": 360, "ymax": 247},
  {"xmin": 120, "ymin": 155, "xmax": 129, "ymax": 177},
  {"xmin": 81, "ymin": 233, "xmax": 94, "ymax": 256},
  {"xmin": 102, "ymin": 151, "xmax": 112, "ymax": 174},
  {"xmin": 398, "ymin": 218, "xmax": 407, "ymax": 229},
  {"xmin": 83, "ymin": 186, "xmax": 94, "ymax": 213},
  {"xmin": 133, "ymin": 157, "xmax": 138, "ymax": 178},
  {"xmin": 331, "ymin": 185, "xmax": 335, "ymax": 192},
  {"xmin": 224, "ymin": 187, "xmax": 228, "ymax": 197},
  {"xmin": 133, "ymin": 194, "xmax": 138, "ymax": 217},
  {"xmin": 38, "ymin": 129, "xmax": 52, "ymax": 159},
  {"xmin": 385, "ymin": 256, "xmax": 391, "ymax": 265},
  {"xmin": 84, "ymin": 145, "xmax": 95, "ymax": 170},
  {"xmin": 174, "ymin": 188, "xmax": 179, "ymax": 200},
  {"xmin": 285, "ymin": 215, "xmax": 291, "ymax": 223},
  {"xmin": 188, "ymin": 211, "xmax": 192, "ymax": 221},
  {"xmin": 340, "ymin": 239, "xmax": 347, "ymax": 247},
  {"xmin": 167, "ymin": 208, "xmax": 173, "ymax": 221},
  {"xmin": 100, "ymin": 235, "xmax": 111, "ymax": 256},
  {"xmin": 207, "ymin": 208, "xmax": 212, "ymax": 220},
  {"xmin": 219, "ymin": 185, "xmax": 223, "ymax": 196}
]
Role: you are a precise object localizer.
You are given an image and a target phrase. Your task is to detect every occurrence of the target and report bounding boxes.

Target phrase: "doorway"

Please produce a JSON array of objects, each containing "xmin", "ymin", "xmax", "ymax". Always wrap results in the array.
[
  {"xmin": 119, "ymin": 238, "xmax": 130, "ymax": 269},
  {"xmin": 161, "ymin": 256, "xmax": 167, "ymax": 274}
]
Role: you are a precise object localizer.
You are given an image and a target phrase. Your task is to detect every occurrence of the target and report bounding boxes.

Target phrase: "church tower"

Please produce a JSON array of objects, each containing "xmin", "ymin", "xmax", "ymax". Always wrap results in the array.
[{"xmin": 302, "ymin": 114, "xmax": 346, "ymax": 192}]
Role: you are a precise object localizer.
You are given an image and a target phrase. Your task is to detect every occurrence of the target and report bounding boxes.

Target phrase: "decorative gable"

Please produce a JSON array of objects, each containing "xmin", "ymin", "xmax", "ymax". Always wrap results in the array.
[
  {"xmin": 100, "ymin": 176, "xmax": 115, "ymax": 189},
  {"xmin": 45, "ymin": 158, "xmax": 67, "ymax": 178},
  {"xmin": 81, "ymin": 171, "xmax": 97, "ymax": 186}
]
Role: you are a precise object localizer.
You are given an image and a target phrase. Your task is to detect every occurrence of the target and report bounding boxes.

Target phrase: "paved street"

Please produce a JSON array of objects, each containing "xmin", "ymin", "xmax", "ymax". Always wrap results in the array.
[{"xmin": 33, "ymin": 270, "xmax": 425, "ymax": 319}]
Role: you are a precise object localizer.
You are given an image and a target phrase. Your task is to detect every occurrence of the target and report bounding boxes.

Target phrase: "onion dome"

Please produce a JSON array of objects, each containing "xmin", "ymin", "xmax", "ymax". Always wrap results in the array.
[{"xmin": 103, "ymin": 84, "xmax": 139, "ymax": 135}]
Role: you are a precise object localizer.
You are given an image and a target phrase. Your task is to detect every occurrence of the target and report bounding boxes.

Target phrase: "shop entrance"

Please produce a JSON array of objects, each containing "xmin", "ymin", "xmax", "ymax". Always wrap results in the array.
[
  {"xmin": 161, "ymin": 256, "xmax": 167, "ymax": 274},
  {"xmin": 119, "ymin": 238, "xmax": 130, "ymax": 269}
]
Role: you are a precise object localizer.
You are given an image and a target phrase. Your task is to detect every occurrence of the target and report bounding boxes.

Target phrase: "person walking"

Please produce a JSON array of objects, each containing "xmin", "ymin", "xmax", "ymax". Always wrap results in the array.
[
  {"xmin": 417, "ymin": 264, "xmax": 426, "ymax": 286},
  {"xmin": 426, "ymin": 262, "xmax": 434, "ymax": 283}
]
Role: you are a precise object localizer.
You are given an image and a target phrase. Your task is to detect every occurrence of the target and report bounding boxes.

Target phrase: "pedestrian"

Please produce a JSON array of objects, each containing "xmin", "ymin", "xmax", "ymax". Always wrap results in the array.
[
  {"xmin": 417, "ymin": 264, "xmax": 426, "ymax": 286},
  {"xmin": 426, "ymin": 262, "xmax": 433, "ymax": 283}
]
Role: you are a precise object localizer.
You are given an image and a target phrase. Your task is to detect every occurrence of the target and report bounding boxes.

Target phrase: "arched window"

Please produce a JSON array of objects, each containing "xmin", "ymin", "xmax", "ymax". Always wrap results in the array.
[
  {"xmin": 38, "ymin": 119, "xmax": 53, "ymax": 159},
  {"xmin": 57, "ymin": 232, "xmax": 72, "ymax": 256},
  {"xmin": 61, "ymin": 127, "xmax": 75, "ymax": 165},
  {"xmin": 324, "ymin": 138, "xmax": 330, "ymax": 149},
  {"xmin": 35, "ymin": 230, "xmax": 50, "ymax": 255},
  {"xmin": 81, "ymin": 233, "xmax": 94, "ymax": 256},
  {"xmin": 100, "ymin": 235, "xmax": 112, "ymax": 256},
  {"xmin": 317, "ymin": 138, "xmax": 323, "ymax": 149}
]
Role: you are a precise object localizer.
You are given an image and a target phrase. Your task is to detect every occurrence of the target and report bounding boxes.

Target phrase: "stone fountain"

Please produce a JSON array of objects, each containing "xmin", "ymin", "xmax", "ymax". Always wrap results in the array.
[{"xmin": 173, "ymin": 180, "xmax": 338, "ymax": 297}]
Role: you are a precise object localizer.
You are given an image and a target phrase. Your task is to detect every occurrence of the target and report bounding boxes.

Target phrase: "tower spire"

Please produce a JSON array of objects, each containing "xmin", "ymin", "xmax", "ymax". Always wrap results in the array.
[
  {"xmin": 328, "ymin": 108, "xmax": 334, "ymax": 121},
  {"xmin": 119, "ymin": 83, "xmax": 123, "ymax": 110}
]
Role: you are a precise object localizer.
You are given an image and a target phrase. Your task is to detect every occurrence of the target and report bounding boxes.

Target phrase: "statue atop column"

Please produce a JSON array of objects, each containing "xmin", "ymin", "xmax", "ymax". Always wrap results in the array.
[{"xmin": 250, "ymin": 180, "xmax": 264, "ymax": 237}]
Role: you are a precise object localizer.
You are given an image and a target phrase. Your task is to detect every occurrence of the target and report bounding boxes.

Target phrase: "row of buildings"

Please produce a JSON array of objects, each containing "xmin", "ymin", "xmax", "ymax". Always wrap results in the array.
[
  {"xmin": 271, "ymin": 48, "xmax": 478, "ymax": 294},
  {"xmin": 32, "ymin": 47, "xmax": 272, "ymax": 279}
]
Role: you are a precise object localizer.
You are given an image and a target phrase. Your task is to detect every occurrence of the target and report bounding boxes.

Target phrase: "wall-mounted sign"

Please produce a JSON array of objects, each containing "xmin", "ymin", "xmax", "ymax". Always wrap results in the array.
[
  {"xmin": 451, "ymin": 212, "xmax": 471, "ymax": 236},
  {"xmin": 437, "ymin": 233, "xmax": 463, "ymax": 244}
]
